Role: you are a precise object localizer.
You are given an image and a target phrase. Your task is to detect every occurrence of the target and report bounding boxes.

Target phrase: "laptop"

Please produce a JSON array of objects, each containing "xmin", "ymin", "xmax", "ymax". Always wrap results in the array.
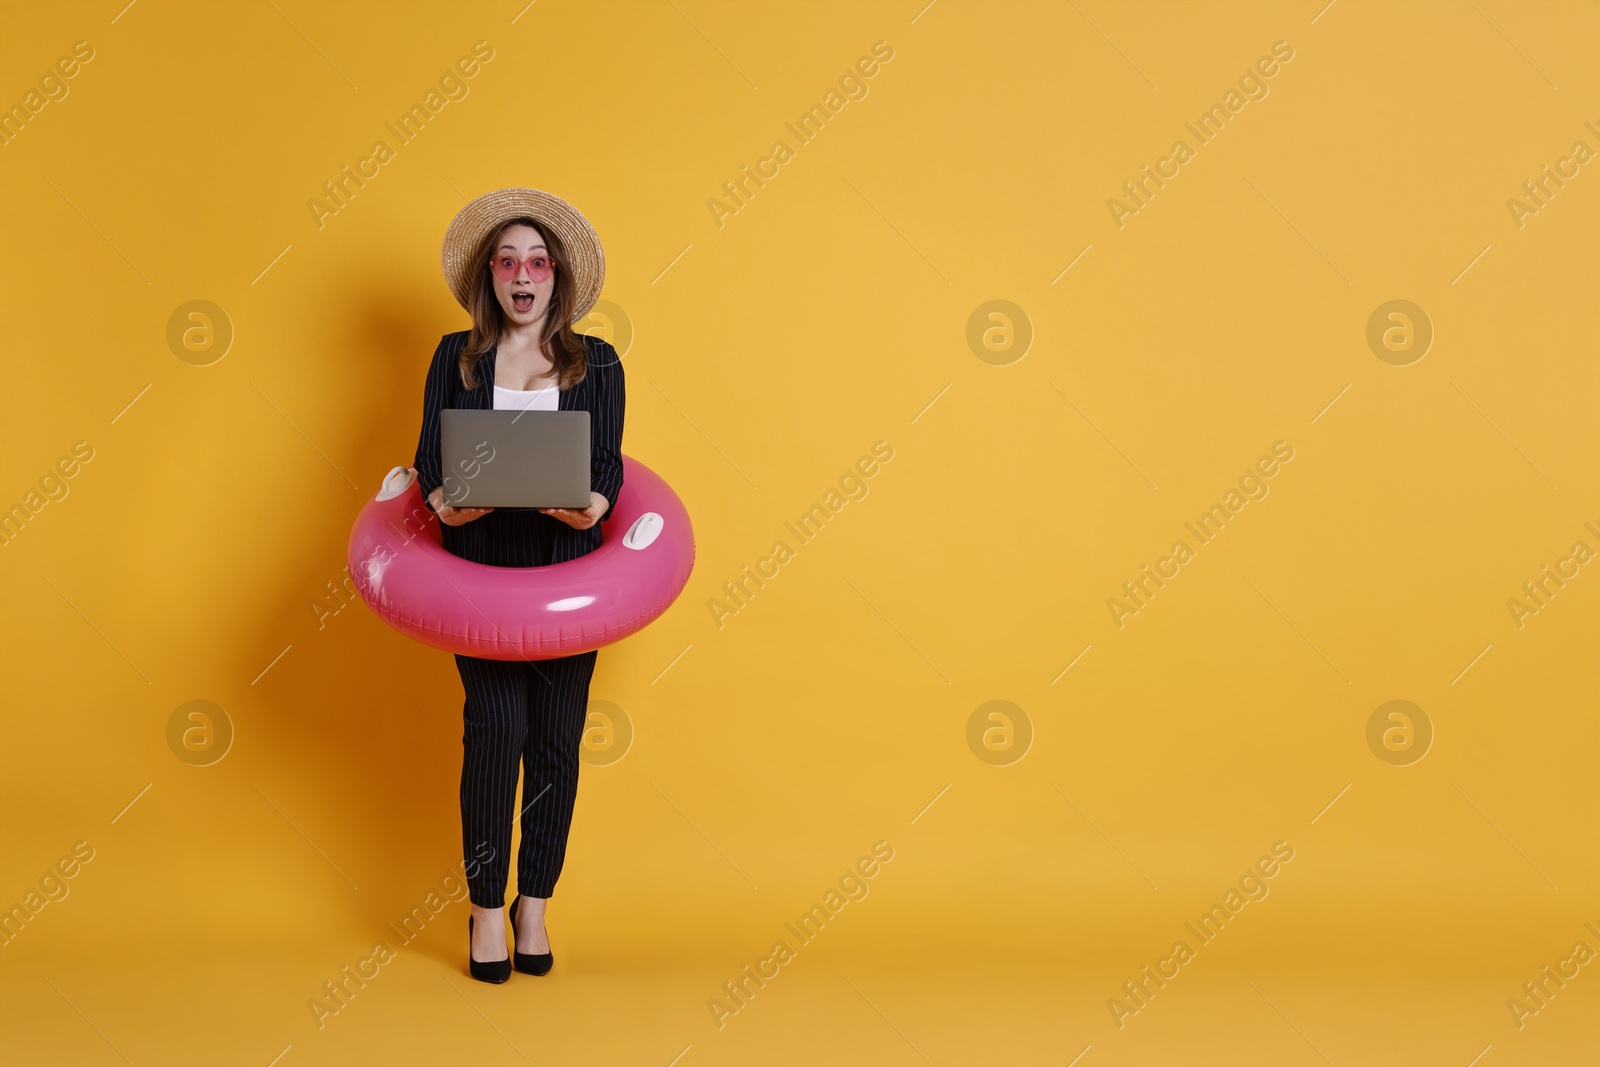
[{"xmin": 439, "ymin": 409, "xmax": 591, "ymax": 509}]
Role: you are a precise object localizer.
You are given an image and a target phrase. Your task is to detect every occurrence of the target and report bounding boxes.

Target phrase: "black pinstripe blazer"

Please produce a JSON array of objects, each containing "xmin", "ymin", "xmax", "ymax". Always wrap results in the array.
[{"xmin": 412, "ymin": 330, "xmax": 625, "ymax": 567}]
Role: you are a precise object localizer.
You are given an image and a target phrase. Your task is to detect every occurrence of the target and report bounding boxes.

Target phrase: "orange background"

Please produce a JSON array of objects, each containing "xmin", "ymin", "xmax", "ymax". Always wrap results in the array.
[{"xmin": 1, "ymin": 1, "xmax": 1596, "ymax": 1064}]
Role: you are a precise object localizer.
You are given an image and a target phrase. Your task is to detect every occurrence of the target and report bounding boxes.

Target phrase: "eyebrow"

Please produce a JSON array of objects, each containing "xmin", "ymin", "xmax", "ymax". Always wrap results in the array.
[{"xmin": 496, "ymin": 243, "xmax": 547, "ymax": 252}]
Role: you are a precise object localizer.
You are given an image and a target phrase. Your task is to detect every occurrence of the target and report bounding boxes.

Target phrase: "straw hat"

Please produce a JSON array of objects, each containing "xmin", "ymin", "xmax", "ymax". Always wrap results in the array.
[{"xmin": 440, "ymin": 187, "xmax": 605, "ymax": 321}]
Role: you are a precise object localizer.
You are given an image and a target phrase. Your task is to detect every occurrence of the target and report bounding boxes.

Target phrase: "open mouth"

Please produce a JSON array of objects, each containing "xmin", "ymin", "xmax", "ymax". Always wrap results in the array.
[{"xmin": 511, "ymin": 291, "xmax": 535, "ymax": 312}]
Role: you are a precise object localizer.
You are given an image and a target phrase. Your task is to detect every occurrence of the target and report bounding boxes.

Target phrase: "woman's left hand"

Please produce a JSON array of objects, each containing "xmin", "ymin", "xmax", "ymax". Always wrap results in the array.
[{"xmin": 540, "ymin": 492, "xmax": 609, "ymax": 530}]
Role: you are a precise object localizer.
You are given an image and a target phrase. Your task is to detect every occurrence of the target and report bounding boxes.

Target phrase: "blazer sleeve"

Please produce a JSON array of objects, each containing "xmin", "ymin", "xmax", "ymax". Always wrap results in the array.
[
  {"xmin": 413, "ymin": 333, "xmax": 455, "ymax": 513},
  {"xmin": 590, "ymin": 341, "xmax": 626, "ymax": 523}
]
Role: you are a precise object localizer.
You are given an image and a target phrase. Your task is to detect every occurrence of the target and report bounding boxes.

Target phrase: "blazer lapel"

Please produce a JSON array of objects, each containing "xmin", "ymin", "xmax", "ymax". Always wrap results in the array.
[
  {"xmin": 476, "ymin": 345, "xmax": 497, "ymax": 409},
  {"xmin": 558, "ymin": 355, "xmax": 575, "ymax": 411}
]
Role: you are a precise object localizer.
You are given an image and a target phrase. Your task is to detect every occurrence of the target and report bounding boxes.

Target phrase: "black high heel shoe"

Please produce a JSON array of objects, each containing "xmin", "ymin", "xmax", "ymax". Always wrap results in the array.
[
  {"xmin": 510, "ymin": 894, "xmax": 554, "ymax": 976},
  {"xmin": 467, "ymin": 913, "xmax": 511, "ymax": 984}
]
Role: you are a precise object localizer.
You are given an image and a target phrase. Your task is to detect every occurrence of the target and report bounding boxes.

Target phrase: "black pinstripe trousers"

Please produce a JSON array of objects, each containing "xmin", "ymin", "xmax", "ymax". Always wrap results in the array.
[
  {"xmin": 446, "ymin": 506, "xmax": 603, "ymax": 908},
  {"xmin": 456, "ymin": 648, "xmax": 598, "ymax": 906}
]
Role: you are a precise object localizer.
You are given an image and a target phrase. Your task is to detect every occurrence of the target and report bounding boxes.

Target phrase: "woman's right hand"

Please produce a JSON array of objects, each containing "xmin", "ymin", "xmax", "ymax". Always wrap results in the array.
[{"xmin": 429, "ymin": 487, "xmax": 494, "ymax": 526}]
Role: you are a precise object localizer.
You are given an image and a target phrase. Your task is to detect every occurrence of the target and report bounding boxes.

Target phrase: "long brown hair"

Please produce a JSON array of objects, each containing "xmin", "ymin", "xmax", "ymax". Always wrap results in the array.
[{"xmin": 458, "ymin": 217, "xmax": 588, "ymax": 391}]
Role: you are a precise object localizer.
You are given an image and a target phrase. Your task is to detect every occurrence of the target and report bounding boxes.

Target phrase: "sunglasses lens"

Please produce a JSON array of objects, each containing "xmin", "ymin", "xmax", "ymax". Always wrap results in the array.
[{"xmin": 490, "ymin": 255, "xmax": 555, "ymax": 282}]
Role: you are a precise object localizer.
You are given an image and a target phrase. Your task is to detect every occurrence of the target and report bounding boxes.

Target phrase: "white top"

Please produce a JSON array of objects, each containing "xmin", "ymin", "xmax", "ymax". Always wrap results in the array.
[{"xmin": 492, "ymin": 383, "xmax": 559, "ymax": 411}]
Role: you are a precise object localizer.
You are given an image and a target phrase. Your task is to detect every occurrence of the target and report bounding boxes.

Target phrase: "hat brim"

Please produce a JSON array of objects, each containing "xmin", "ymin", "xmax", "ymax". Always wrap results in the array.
[{"xmin": 440, "ymin": 188, "xmax": 605, "ymax": 322}]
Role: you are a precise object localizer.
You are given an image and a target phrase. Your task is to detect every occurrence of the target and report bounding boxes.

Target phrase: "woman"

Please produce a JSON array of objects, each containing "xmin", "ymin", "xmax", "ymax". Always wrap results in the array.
[{"xmin": 412, "ymin": 188, "xmax": 625, "ymax": 984}]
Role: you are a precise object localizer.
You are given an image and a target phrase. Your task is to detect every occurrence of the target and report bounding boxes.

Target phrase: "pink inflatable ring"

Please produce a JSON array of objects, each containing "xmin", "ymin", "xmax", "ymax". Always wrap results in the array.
[{"xmin": 347, "ymin": 456, "xmax": 695, "ymax": 660}]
